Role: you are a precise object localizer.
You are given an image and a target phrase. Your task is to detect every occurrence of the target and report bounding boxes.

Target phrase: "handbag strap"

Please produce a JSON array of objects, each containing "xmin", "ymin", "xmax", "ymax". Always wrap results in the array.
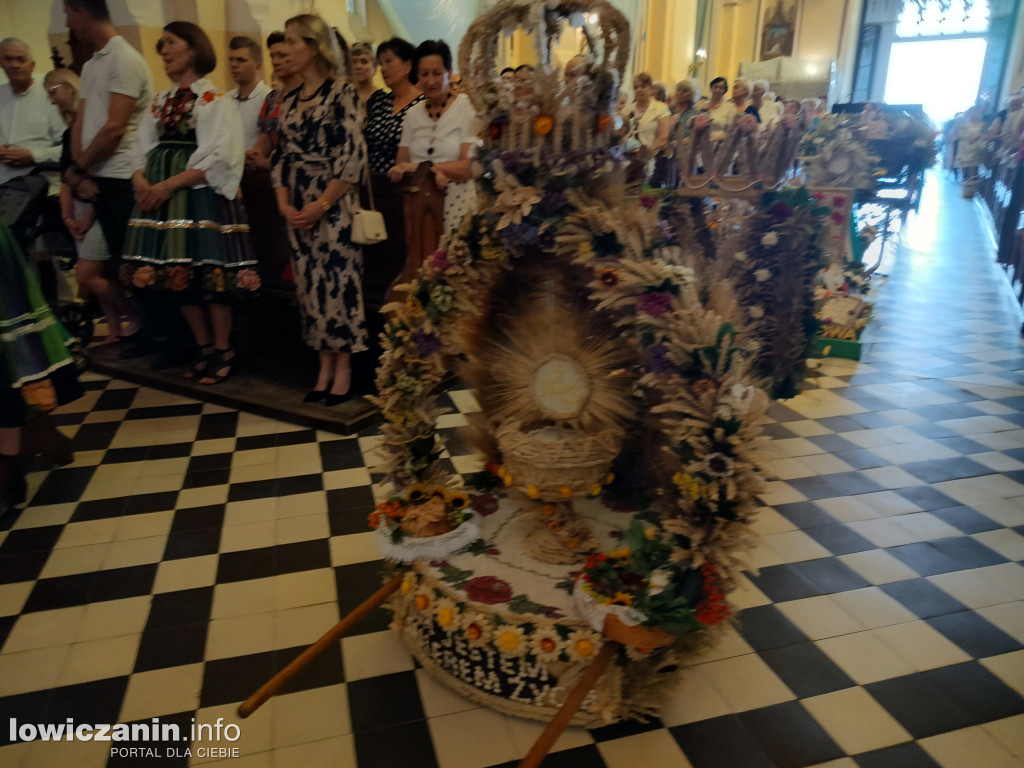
[{"xmin": 364, "ymin": 174, "xmax": 376, "ymax": 211}]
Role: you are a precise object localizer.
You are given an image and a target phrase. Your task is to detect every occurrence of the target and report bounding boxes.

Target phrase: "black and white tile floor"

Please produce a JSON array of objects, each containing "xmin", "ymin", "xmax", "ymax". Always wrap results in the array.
[{"xmin": 1, "ymin": 174, "xmax": 1023, "ymax": 768}]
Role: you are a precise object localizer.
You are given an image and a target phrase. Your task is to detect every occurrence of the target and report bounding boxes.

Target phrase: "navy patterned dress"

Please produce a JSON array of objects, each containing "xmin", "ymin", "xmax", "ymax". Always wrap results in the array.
[{"xmin": 272, "ymin": 79, "xmax": 368, "ymax": 353}]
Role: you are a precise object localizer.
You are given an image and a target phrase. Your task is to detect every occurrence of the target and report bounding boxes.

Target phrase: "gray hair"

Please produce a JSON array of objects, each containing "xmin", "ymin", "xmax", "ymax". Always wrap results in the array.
[
  {"xmin": 674, "ymin": 78, "xmax": 701, "ymax": 103},
  {"xmin": 0, "ymin": 37, "xmax": 32, "ymax": 60}
]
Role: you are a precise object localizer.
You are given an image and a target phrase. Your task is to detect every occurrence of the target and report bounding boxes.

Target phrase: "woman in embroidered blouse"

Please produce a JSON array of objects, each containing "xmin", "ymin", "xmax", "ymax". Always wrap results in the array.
[
  {"xmin": 273, "ymin": 14, "xmax": 367, "ymax": 406},
  {"xmin": 125, "ymin": 21, "xmax": 255, "ymax": 385},
  {"xmin": 352, "ymin": 37, "xmax": 422, "ymax": 394},
  {"xmin": 387, "ymin": 39, "xmax": 478, "ymax": 237}
]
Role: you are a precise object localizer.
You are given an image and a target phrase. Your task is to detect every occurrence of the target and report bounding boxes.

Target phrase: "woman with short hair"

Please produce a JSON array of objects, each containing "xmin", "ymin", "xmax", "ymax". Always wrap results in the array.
[
  {"xmin": 353, "ymin": 37, "xmax": 423, "ymax": 393},
  {"xmin": 388, "ymin": 39, "xmax": 478, "ymax": 236},
  {"xmin": 701, "ymin": 76, "xmax": 737, "ymax": 141},
  {"xmin": 351, "ymin": 41, "xmax": 380, "ymax": 104},
  {"xmin": 273, "ymin": 14, "xmax": 367, "ymax": 405},
  {"xmin": 124, "ymin": 21, "xmax": 255, "ymax": 384}
]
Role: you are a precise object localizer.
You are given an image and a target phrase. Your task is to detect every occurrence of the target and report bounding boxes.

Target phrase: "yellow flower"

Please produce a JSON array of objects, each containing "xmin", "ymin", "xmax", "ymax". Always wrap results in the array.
[
  {"xmin": 503, "ymin": 473, "xmax": 514, "ymax": 487},
  {"xmin": 527, "ymin": 485, "xmax": 540, "ymax": 499},
  {"xmin": 576, "ymin": 242, "xmax": 593, "ymax": 258},
  {"xmin": 533, "ymin": 114, "xmax": 554, "ymax": 135},
  {"xmin": 496, "ymin": 629, "xmax": 523, "ymax": 653},
  {"xmin": 437, "ymin": 607, "xmax": 454, "ymax": 627},
  {"xmin": 644, "ymin": 526, "xmax": 656, "ymax": 540},
  {"xmin": 444, "ymin": 489, "xmax": 470, "ymax": 510},
  {"xmin": 589, "ymin": 483, "xmax": 602, "ymax": 497},
  {"xmin": 606, "ymin": 547, "xmax": 631, "ymax": 559},
  {"xmin": 400, "ymin": 578, "xmax": 414, "ymax": 594},
  {"xmin": 404, "ymin": 483, "xmax": 430, "ymax": 503},
  {"xmin": 481, "ymin": 245, "xmax": 504, "ymax": 261},
  {"xmin": 575, "ymin": 638, "xmax": 596, "ymax": 658},
  {"xmin": 612, "ymin": 591, "xmax": 634, "ymax": 606},
  {"xmin": 559, "ymin": 485, "xmax": 572, "ymax": 498},
  {"xmin": 496, "ymin": 465, "xmax": 507, "ymax": 478}
]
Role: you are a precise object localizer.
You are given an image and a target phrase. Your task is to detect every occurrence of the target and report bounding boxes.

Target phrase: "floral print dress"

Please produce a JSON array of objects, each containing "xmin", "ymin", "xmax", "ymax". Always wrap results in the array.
[
  {"xmin": 123, "ymin": 79, "xmax": 258, "ymax": 302},
  {"xmin": 272, "ymin": 79, "xmax": 368, "ymax": 352}
]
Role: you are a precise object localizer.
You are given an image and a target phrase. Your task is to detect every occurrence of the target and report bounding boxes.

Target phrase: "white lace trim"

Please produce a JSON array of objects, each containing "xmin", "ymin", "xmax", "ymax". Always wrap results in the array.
[
  {"xmin": 374, "ymin": 519, "xmax": 481, "ymax": 564},
  {"xmin": 1, "ymin": 315, "xmax": 59, "ymax": 342}
]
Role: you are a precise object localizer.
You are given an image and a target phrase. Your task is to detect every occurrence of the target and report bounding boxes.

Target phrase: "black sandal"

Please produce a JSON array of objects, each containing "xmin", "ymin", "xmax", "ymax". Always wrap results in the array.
[
  {"xmin": 199, "ymin": 348, "xmax": 236, "ymax": 385},
  {"xmin": 184, "ymin": 345, "xmax": 216, "ymax": 379}
]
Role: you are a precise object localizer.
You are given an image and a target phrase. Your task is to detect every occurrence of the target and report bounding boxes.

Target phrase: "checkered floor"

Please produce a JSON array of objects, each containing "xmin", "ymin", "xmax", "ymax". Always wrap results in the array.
[{"xmin": 1, "ymin": 173, "xmax": 1023, "ymax": 768}]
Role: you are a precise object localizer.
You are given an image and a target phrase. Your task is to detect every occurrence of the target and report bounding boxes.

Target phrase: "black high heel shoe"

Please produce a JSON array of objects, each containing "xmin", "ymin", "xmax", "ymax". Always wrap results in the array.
[
  {"xmin": 303, "ymin": 389, "xmax": 329, "ymax": 403},
  {"xmin": 325, "ymin": 391, "xmax": 352, "ymax": 407}
]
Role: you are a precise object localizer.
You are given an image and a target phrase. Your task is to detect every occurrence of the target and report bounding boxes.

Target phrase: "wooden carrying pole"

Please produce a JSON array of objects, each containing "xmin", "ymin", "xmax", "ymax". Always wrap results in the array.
[
  {"xmin": 237, "ymin": 572, "xmax": 404, "ymax": 718},
  {"xmin": 517, "ymin": 640, "xmax": 620, "ymax": 768}
]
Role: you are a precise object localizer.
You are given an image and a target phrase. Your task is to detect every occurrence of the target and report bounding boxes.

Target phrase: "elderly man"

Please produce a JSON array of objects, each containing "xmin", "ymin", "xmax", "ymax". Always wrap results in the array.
[{"xmin": 0, "ymin": 38, "xmax": 65, "ymax": 185}]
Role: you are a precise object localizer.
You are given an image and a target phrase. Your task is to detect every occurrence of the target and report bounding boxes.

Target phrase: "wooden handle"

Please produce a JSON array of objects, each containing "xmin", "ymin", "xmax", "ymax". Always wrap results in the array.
[
  {"xmin": 517, "ymin": 641, "xmax": 619, "ymax": 768},
  {"xmin": 237, "ymin": 572, "xmax": 404, "ymax": 718}
]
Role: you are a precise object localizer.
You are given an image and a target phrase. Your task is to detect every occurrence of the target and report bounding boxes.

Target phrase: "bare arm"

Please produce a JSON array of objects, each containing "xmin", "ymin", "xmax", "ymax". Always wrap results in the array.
[
  {"xmin": 75, "ymin": 93, "xmax": 137, "ymax": 171},
  {"xmin": 431, "ymin": 143, "xmax": 474, "ymax": 183}
]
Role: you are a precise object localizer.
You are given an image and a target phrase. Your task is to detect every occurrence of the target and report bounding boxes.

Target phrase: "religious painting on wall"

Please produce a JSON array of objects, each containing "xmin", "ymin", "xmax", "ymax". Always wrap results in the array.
[{"xmin": 759, "ymin": 0, "xmax": 798, "ymax": 60}]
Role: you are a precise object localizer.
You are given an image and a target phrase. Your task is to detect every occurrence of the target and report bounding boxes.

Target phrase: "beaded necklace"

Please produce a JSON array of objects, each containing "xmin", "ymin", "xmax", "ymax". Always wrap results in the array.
[{"xmin": 426, "ymin": 91, "xmax": 453, "ymax": 121}]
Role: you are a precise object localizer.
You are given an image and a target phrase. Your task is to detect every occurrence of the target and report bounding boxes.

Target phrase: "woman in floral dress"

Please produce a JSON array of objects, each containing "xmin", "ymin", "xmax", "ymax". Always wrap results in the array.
[
  {"xmin": 273, "ymin": 14, "xmax": 367, "ymax": 406},
  {"xmin": 124, "ymin": 21, "xmax": 257, "ymax": 384}
]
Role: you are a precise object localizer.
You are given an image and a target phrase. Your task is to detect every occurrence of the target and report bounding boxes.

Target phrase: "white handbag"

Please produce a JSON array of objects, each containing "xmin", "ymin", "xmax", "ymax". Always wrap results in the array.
[{"xmin": 350, "ymin": 179, "xmax": 387, "ymax": 245}]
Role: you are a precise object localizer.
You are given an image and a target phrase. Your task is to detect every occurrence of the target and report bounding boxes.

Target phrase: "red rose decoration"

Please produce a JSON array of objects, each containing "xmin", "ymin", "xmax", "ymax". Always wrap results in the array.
[
  {"xmin": 470, "ymin": 494, "xmax": 498, "ymax": 516},
  {"xmin": 832, "ymin": 195, "xmax": 846, "ymax": 207},
  {"xmin": 465, "ymin": 576, "xmax": 513, "ymax": 604},
  {"xmin": 201, "ymin": 91, "xmax": 215, "ymax": 104}
]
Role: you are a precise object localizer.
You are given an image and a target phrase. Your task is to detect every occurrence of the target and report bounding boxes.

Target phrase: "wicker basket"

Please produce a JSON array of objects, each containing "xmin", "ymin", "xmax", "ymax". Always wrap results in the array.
[
  {"xmin": 497, "ymin": 421, "xmax": 623, "ymax": 500},
  {"xmin": 602, "ymin": 614, "xmax": 676, "ymax": 649}
]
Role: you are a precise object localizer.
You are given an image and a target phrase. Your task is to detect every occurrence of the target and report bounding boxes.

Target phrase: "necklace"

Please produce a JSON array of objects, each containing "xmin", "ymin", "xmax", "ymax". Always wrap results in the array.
[
  {"xmin": 298, "ymin": 79, "xmax": 328, "ymax": 102},
  {"xmin": 427, "ymin": 91, "xmax": 452, "ymax": 121}
]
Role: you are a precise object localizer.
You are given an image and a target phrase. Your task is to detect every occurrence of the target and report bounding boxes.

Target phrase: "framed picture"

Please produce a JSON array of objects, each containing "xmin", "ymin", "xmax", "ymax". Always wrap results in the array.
[{"xmin": 759, "ymin": 0, "xmax": 798, "ymax": 61}]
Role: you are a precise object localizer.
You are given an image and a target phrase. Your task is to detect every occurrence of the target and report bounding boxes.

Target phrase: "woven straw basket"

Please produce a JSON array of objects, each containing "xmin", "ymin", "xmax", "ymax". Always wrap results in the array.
[{"xmin": 497, "ymin": 421, "xmax": 622, "ymax": 501}]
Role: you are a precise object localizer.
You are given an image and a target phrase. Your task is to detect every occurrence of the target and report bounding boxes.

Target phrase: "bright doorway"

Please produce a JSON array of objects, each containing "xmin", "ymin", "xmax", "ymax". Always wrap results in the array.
[{"xmin": 883, "ymin": 37, "xmax": 988, "ymax": 125}]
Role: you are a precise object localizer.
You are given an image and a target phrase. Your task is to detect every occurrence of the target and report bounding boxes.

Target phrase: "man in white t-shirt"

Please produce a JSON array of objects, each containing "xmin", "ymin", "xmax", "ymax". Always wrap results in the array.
[
  {"xmin": 64, "ymin": 0, "xmax": 158, "ymax": 357},
  {"xmin": 63, "ymin": 0, "xmax": 152, "ymax": 262},
  {"xmin": 226, "ymin": 36, "xmax": 270, "ymax": 155},
  {"xmin": 0, "ymin": 38, "xmax": 65, "ymax": 185}
]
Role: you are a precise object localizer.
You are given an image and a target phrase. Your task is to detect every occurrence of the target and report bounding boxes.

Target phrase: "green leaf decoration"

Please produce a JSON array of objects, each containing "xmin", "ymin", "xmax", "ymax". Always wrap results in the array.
[{"xmin": 508, "ymin": 593, "xmax": 547, "ymax": 615}]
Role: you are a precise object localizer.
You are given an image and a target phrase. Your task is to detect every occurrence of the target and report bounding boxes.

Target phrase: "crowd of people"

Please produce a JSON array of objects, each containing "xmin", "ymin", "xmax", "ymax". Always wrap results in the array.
[
  {"xmin": 615, "ymin": 72, "xmax": 827, "ymax": 185},
  {"xmin": 944, "ymin": 90, "xmax": 1024, "ymax": 183}
]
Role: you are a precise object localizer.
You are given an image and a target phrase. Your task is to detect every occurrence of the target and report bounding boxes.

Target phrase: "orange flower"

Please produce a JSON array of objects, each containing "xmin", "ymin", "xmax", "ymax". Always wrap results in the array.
[
  {"xmin": 465, "ymin": 623, "xmax": 482, "ymax": 641},
  {"xmin": 534, "ymin": 115, "xmax": 554, "ymax": 135},
  {"xmin": 414, "ymin": 593, "xmax": 429, "ymax": 611},
  {"xmin": 558, "ymin": 485, "xmax": 572, "ymax": 498},
  {"xmin": 596, "ymin": 114, "xmax": 611, "ymax": 132},
  {"xmin": 541, "ymin": 504, "xmax": 555, "ymax": 517}
]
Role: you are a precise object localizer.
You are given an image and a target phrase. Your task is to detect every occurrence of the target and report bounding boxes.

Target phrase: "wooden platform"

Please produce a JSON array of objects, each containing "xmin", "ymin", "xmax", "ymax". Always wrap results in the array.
[{"xmin": 85, "ymin": 343, "xmax": 381, "ymax": 436}]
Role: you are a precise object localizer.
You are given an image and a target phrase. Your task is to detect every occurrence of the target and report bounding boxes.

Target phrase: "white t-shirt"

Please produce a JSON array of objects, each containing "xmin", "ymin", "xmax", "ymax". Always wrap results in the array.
[
  {"xmin": 132, "ymin": 78, "xmax": 246, "ymax": 200},
  {"xmin": 227, "ymin": 80, "xmax": 270, "ymax": 151},
  {"xmin": 0, "ymin": 80, "xmax": 65, "ymax": 185},
  {"xmin": 80, "ymin": 35, "xmax": 153, "ymax": 179},
  {"xmin": 400, "ymin": 93, "xmax": 478, "ymax": 165}
]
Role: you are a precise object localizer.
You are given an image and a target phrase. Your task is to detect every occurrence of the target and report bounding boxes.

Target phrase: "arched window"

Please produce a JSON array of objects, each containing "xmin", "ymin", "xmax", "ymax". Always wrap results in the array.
[{"xmin": 895, "ymin": 0, "xmax": 990, "ymax": 37}]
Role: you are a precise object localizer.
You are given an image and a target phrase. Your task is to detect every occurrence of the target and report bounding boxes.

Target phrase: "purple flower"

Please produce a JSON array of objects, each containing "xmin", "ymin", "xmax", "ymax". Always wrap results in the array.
[
  {"xmin": 637, "ymin": 291, "xmax": 673, "ymax": 317},
  {"xmin": 412, "ymin": 331, "xmax": 441, "ymax": 356},
  {"xmin": 500, "ymin": 221, "xmax": 541, "ymax": 250},
  {"xmin": 647, "ymin": 343, "xmax": 675, "ymax": 375},
  {"xmin": 540, "ymin": 189, "xmax": 570, "ymax": 215},
  {"xmin": 430, "ymin": 249, "xmax": 450, "ymax": 271},
  {"xmin": 769, "ymin": 201, "xmax": 792, "ymax": 222}
]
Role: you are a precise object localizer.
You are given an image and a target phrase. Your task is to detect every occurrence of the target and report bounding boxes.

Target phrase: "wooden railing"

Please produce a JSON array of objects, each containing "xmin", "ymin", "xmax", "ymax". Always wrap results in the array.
[{"xmin": 979, "ymin": 156, "xmax": 1024, "ymax": 316}]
